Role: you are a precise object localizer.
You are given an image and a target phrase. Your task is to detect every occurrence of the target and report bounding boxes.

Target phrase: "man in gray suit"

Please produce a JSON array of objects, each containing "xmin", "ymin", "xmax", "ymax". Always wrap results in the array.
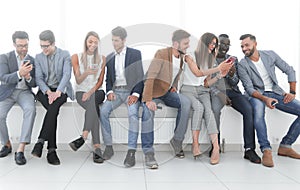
[
  {"xmin": 31, "ymin": 30, "xmax": 74, "ymax": 165},
  {"xmin": 238, "ymin": 34, "xmax": 300, "ymax": 168},
  {"xmin": 0, "ymin": 31, "xmax": 36, "ymax": 165}
]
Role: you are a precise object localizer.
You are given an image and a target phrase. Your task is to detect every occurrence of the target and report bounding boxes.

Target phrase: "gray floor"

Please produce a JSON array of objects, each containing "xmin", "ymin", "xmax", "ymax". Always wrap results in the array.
[{"xmin": 0, "ymin": 148, "xmax": 300, "ymax": 190}]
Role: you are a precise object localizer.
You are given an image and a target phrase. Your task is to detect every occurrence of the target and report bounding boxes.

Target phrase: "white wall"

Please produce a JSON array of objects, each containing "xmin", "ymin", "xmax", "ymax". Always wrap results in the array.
[{"xmin": 1, "ymin": 0, "xmax": 300, "ymax": 146}]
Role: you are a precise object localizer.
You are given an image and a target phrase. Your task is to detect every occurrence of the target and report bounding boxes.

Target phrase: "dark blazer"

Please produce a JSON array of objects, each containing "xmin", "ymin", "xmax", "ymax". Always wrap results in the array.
[
  {"xmin": 0, "ymin": 51, "xmax": 36, "ymax": 101},
  {"xmin": 105, "ymin": 47, "xmax": 144, "ymax": 96}
]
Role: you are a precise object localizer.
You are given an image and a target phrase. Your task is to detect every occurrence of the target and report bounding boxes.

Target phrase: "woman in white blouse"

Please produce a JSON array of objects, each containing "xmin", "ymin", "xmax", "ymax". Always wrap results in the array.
[
  {"xmin": 69, "ymin": 31, "xmax": 106, "ymax": 163},
  {"xmin": 181, "ymin": 32, "xmax": 232, "ymax": 164}
]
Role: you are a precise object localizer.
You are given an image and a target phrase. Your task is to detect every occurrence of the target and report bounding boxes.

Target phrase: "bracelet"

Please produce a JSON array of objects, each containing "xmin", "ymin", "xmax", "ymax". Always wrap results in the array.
[{"xmin": 290, "ymin": 90, "xmax": 296, "ymax": 95}]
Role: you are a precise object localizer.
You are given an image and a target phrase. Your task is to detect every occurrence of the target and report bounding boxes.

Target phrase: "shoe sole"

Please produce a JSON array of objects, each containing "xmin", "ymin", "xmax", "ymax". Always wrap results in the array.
[
  {"xmin": 147, "ymin": 164, "xmax": 158, "ymax": 169},
  {"xmin": 244, "ymin": 155, "xmax": 261, "ymax": 164},
  {"xmin": 31, "ymin": 152, "xmax": 42, "ymax": 158}
]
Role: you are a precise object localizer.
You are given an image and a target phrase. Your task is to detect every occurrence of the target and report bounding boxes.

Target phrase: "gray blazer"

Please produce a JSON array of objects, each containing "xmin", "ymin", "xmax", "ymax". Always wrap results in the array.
[
  {"xmin": 237, "ymin": 50, "xmax": 296, "ymax": 97},
  {"xmin": 0, "ymin": 51, "xmax": 36, "ymax": 101},
  {"xmin": 35, "ymin": 47, "xmax": 74, "ymax": 100}
]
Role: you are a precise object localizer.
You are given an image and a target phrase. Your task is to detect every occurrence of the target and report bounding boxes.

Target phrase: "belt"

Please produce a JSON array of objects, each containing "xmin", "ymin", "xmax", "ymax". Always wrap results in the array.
[{"xmin": 114, "ymin": 85, "xmax": 128, "ymax": 89}]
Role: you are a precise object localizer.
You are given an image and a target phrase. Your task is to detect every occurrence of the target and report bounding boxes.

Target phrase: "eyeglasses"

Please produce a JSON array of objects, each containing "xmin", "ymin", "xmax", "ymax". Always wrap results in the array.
[
  {"xmin": 209, "ymin": 42, "xmax": 217, "ymax": 46},
  {"xmin": 16, "ymin": 44, "xmax": 28, "ymax": 49},
  {"xmin": 40, "ymin": 44, "xmax": 52, "ymax": 49},
  {"xmin": 219, "ymin": 43, "xmax": 231, "ymax": 47}
]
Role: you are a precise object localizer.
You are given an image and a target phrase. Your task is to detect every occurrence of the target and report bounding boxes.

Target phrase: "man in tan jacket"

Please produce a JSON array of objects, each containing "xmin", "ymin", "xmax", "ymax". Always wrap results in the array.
[{"xmin": 143, "ymin": 29, "xmax": 191, "ymax": 158}]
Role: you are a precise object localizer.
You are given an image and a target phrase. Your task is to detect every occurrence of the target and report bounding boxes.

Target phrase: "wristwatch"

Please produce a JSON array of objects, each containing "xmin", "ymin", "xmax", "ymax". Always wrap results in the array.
[{"xmin": 290, "ymin": 90, "xmax": 296, "ymax": 95}]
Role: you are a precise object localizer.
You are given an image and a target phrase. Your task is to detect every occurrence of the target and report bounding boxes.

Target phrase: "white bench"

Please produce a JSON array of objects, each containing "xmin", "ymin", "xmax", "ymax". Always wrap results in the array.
[{"xmin": 7, "ymin": 102, "xmax": 299, "ymax": 151}]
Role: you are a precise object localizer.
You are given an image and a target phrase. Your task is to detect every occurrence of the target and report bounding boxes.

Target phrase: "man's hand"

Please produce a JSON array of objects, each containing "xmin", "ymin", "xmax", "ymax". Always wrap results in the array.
[
  {"xmin": 146, "ymin": 101, "xmax": 157, "ymax": 111},
  {"xmin": 228, "ymin": 64, "xmax": 236, "ymax": 77},
  {"xmin": 19, "ymin": 62, "xmax": 32, "ymax": 77},
  {"xmin": 264, "ymin": 97, "xmax": 278, "ymax": 109},
  {"xmin": 107, "ymin": 93, "xmax": 116, "ymax": 101},
  {"xmin": 127, "ymin": 95, "xmax": 138, "ymax": 106},
  {"xmin": 283, "ymin": 93, "xmax": 295, "ymax": 104},
  {"xmin": 169, "ymin": 87, "xmax": 177, "ymax": 93},
  {"xmin": 47, "ymin": 90, "xmax": 62, "ymax": 104},
  {"xmin": 217, "ymin": 92, "xmax": 231, "ymax": 106}
]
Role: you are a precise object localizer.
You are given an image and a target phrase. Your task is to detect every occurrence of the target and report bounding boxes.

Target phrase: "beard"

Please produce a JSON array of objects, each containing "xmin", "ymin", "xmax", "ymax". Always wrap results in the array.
[{"xmin": 244, "ymin": 47, "xmax": 255, "ymax": 57}]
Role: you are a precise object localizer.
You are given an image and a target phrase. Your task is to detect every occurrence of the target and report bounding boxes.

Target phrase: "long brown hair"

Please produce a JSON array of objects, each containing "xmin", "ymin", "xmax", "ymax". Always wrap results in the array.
[
  {"xmin": 194, "ymin": 32, "xmax": 218, "ymax": 69},
  {"xmin": 81, "ymin": 31, "xmax": 102, "ymax": 70}
]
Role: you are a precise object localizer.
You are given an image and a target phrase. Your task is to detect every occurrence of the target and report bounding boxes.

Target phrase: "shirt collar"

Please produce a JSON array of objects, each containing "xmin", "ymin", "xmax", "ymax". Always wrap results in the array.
[{"xmin": 114, "ymin": 46, "xmax": 127, "ymax": 56}]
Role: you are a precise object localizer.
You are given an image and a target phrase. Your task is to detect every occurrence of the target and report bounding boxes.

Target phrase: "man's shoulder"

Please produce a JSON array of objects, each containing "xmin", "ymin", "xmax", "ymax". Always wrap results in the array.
[{"xmin": 126, "ymin": 47, "xmax": 141, "ymax": 55}]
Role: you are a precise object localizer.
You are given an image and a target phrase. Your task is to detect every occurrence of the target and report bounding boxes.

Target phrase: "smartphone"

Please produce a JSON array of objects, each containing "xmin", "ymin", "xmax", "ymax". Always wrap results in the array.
[
  {"xmin": 90, "ymin": 64, "xmax": 99, "ymax": 70},
  {"xmin": 271, "ymin": 101, "xmax": 278, "ymax": 106},
  {"xmin": 157, "ymin": 106, "xmax": 162, "ymax": 110},
  {"xmin": 22, "ymin": 60, "xmax": 31, "ymax": 65},
  {"xmin": 225, "ymin": 56, "xmax": 236, "ymax": 63}
]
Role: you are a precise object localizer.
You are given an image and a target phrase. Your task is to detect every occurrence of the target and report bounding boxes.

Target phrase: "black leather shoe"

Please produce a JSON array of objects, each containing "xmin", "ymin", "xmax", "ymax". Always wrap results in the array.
[
  {"xmin": 244, "ymin": 149, "xmax": 261, "ymax": 164},
  {"xmin": 93, "ymin": 148, "xmax": 104, "ymax": 164},
  {"xmin": 15, "ymin": 152, "xmax": 26, "ymax": 165},
  {"xmin": 69, "ymin": 136, "xmax": 85, "ymax": 151},
  {"xmin": 0, "ymin": 145, "xmax": 12, "ymax": 158},
  {"xmin": 170, "ymin": 138, "xmax": 185, "ymax": 158},
  {"xmin": 47, "ymin": 151, "xmax": 60, "ymax": 165},
  {"xmin": 124, "ymin": 149, "xmax": 136, "ymax": 167},
  {"xmin": 103, "ymin": 145, "xmax": 114, "ymax": 160},
  {"xmin": 31, "ymin": 142, "xmax": 43, "ymax": 158}
]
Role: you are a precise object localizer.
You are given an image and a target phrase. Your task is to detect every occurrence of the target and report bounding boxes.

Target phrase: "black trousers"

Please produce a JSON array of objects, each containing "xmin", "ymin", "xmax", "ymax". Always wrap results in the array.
[{"xmin": 36, "ymin": 89, "xmax": 67, "ymax": 149}]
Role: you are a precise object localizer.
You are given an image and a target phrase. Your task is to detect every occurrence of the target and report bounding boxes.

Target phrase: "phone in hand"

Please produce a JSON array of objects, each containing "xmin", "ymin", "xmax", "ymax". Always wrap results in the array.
[
  {"xmin": 225, "ymin": 56, "xmax": 236, "ymax": 63},
  {"xmin": 90, "ymin": 64, "xmax": 99, "ymax": 70},
  {"xmin": 22, "ymin": 60, "xmax": 31, "ymax": 65},
  {"xmin": 271, "ymin": 101, "xmax": 278, "ymax": 106}
]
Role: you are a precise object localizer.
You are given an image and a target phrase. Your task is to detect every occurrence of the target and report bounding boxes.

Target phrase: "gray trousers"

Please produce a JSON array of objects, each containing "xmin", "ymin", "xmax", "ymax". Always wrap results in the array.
[
  {"xmin": 0, "ymin": 89, "xmax": 36, "ymax": 145},
  {"xmin": 76, "ymin": 90, "xmax": 105, "ymax": 145},
  {"xmin": 181, "ymin": 85, "xmax": 218, "ymax": 134}
]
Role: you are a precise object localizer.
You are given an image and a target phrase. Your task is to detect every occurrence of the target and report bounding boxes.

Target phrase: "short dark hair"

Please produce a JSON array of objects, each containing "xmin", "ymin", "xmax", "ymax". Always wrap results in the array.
[
  {"xmin": 12, "ymin": 31, "xmax": 29, "ymax": 43},
  {"xmin": 39, "ymin": 30, "xmax": 55, "ymax": 44},
  {"xmin": 111, "ymin": 26, "xmax": 127, "ymax": 40},
  {"xmin": 219, "ymin": 34, "xmax": 229, "ymax": 38},
  {"xmin": 240, "ymin": 34, "xmax": 256, "ymax": 41},
  {"xmin": 172, "ymin": 29, "xmax": 190, "ymax": 43}
]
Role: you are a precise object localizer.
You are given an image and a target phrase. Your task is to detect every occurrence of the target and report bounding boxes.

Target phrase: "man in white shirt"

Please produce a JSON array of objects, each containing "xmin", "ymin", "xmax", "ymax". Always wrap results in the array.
[{"xmin": 238, "ymin": 34, "xmax": 300, "ymax": 167}]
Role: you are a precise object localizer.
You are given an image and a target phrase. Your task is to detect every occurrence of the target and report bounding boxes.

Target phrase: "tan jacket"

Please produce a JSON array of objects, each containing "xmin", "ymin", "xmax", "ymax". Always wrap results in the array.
[{"xmin": 142, "ymin": 47, "xmax": 183, "ymax": 102}]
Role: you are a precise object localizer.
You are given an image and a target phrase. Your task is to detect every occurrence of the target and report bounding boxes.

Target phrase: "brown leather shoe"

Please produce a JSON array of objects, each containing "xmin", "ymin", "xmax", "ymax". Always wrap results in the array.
[
  {"xmin": 278, "ymin": 147, "xmax": 300, "ymax": 159},
  {"xmin": 262, "ymin": 149, "xmax": 274, "ymax": 167}
]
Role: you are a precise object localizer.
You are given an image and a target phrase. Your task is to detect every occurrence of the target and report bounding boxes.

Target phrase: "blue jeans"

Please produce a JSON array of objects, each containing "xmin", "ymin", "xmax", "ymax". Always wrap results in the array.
[
  {"xmin": 128, "ymin": 102, "xmax": 154, "ymax": 154},
  {"xmin": 154, "ymin": 91, "xmax": 191, "ymax": 142},
  {"xmin": 227, "ymin": 90, "xmax": 255, "ymax": 150},
  {"xmin": 250, "ymin": 91, "xmax": 300, "ymax": 152},
  {"xmin": 100, "ymin": 89, "xmax": 154, "ymax": 153}
]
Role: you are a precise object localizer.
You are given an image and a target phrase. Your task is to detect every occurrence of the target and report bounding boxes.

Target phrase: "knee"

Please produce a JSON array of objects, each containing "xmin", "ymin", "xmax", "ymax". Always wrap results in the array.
[{"xmin": 192, "ymin": 101, "xmax": 204, "ymax": 113}]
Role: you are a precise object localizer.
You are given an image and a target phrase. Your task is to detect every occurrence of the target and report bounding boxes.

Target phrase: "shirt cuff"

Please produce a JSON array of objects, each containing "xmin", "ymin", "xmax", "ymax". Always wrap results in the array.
[
  {"xmin": 107, "ymin": 90, "xmax": 113, "ymax": 95},
  {"xmin": 17, "ymin": 71, "xmax": 22, "ymax": 80},
  {"xmin": 26, "ymin": 76, "xmax": 32, "ymax": 82},
  {"xmin": 132, "ymin": 92, "xmax": 140, "ymax": 98}
]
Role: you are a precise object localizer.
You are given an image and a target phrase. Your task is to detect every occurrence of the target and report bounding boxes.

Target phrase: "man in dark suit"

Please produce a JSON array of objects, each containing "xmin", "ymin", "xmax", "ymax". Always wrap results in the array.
[
  {"xmin": 100, "ymin": 26, "xmax": 157, "ymax": 169},
  {"xmin": 0, "ymin": 31, "xmax": 36, "ymax": 165}
]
